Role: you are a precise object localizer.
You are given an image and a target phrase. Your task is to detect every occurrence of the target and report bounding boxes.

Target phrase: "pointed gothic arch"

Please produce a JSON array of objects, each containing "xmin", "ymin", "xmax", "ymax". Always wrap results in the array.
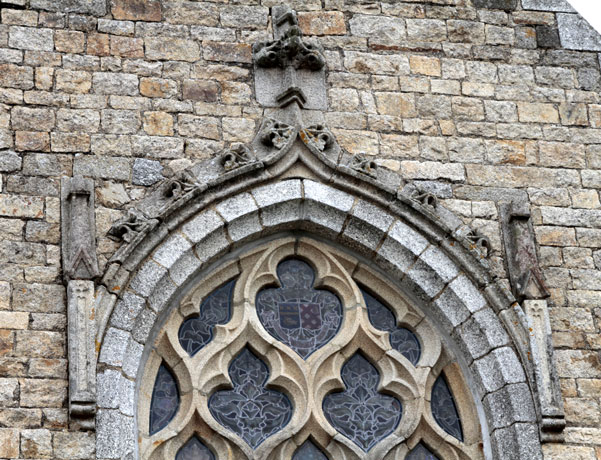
[{"xmin": 92, "ymin": 122, "xmax": 556, "ymax": 460}]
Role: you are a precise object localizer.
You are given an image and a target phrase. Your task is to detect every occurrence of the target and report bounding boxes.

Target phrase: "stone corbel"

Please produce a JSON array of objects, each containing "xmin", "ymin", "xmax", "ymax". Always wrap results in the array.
[
  {"xmin": 61, "ymin": 175, "xmax": 100, "ymax": 281},
  {"xmin": 500, "ymin": 201, "xmax": 565, "ymax": 441},
  {"xmin": 67, "ymin": 280, "xmax": 97, "ymax": 430}
]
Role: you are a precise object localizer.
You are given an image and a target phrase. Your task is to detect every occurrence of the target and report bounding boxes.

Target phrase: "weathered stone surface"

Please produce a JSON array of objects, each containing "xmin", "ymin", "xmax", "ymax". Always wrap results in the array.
[
  {"xmin": 300, "ymin": 11, "xmax": 347, "ymax": 36},
  {"xmin": 557, "ymin": 13, "xmax": 601, "ymax": 51},
  {"xmin": 73, "ymin": 155, "xmax": 130, "ymax": 181},
  {"xmin": 522, "ymin": 0, "xmax": 575, "ymax": 11},
  {"xmin": 0, "ymin": 63, "xmax": 33, "ymax": 90},
  {"xmin": 146, "ymin": 38, "xmax": 200, "ymax": 62},
  {"xmin": 53, "ymin": 431, "xmax": 95, "ymax": 459},
  {"xmin": 111, "ymin": 0, "xmax": 161, "ymax": 21},
  {"xmin": 9, "ymin": 26, "xmax": 53, "ymax": 51},
  {"xmin": 31, "ymin": 0, "xmax": 106, "ymax": 15},
  {"xmin": 132, "ymin": 158, "xmax": 163, "ymax": 186},
  {"xmin": 472, "ymin": 0, "xmax": 517, "ymax": 9},
  {"xmin": 92, "ymin": 72, "xmax": 139, "ymax": 96}
]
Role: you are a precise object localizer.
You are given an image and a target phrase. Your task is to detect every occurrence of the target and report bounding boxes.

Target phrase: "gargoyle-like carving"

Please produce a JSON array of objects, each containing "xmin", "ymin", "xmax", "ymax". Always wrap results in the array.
[
  {"xmin": 260, "ymin": 118, "xmax": 295, "ymax": 149},
  {"xmin": 253, "ymin": 13, "xmax": 326, "ymax": 71},
  {"xmin": 61, "ymin": 176, "xmax": 100, "ymax": 281},
  {"xmin": 301, "ymin": 125, "xmax": 334, "ymax": 152},
  {"xmin": 108, "ymin": 208, "xmax": 155, "ymax": 243},
  {"xmin": 465, "ymin": 229, "xmax": 491, "ymax": 258},
  {"xmin": 221, "ymin": 143, "xmax": 256, "ymax": 172},
  {"xmin": 350, "ymin": 152, "xmax": 378, "ymax": 178},
  {"xmin": 500, "ymin": 202, "xmax": 549, "ymax": 301}
]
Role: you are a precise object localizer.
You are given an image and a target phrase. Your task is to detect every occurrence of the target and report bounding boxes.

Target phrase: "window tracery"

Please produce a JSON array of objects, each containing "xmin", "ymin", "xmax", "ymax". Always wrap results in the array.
[{"xmin": 140, "ymin": 238, "xmax": 483, "ymax": 460}]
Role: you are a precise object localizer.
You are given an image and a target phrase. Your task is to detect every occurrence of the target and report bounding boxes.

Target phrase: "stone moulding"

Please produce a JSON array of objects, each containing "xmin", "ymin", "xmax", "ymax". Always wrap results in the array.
[
  {"xmin": 96, "ymin": 117, "xmax": 559, "ymax": 459},
  {"xmin": 68, "ymin": 280, "xmax": 97, "ymax": 430},
  {"xmin": 61, "ymin": 175, "xmax": 101, "ymax": 281}
]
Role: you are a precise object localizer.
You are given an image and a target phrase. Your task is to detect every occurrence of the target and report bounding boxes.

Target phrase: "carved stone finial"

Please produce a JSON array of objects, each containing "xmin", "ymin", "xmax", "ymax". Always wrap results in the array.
[
  {"xmin": 411, "ymin": 190, "xmax": 438, "ymax": 209},
  {"xmin": 301, "ymin": 125, "xmax": 334, "ymax": 152},
  {"xmin": 259, "ymin": 118, "xmax": 295, "ymax": 149},
  {"xmin": 253, "ymin": 6, "xmax": 327, "ymax": 110},
  {"xmin": 162, "ymin": 168, "xmax": 199, "ymax": 199},
  {"xmin": 465, "ymin": 229, "xmax": 491, "ymax": 258},
  {"xmin": 61, "ymin": 176, "xmax": 100, "ymax": 281},
  {"xmin": 107, "ymin": 208, "xmax": 154, "ymax": 243},
  {"xmin": 221, "ymin": 143, "xmax": 256, "ymax": 171},
  {"xmin": 350, "ymin": 152, "xmax": 378, "ymax": 178}
]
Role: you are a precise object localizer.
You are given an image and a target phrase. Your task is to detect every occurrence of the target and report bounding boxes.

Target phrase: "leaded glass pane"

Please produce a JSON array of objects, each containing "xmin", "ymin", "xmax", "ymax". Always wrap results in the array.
[
  {"xmin": 362, "ymin": 289, "xmax": 421, "ymax": 365},
  {"xmin": 406, "ymin": 443, "xmax": 440, "ymax": 460},
  {"xmin": 292, "ymin": 440, "xmax": 328, "ymax": 460},
  {"xmin": 431, "ymin": 374, "xmax": 463, "ymax": 441},
  {"xmin": 178, "ymin": 278, "xmax": 236, "ymax": 356},
  {"xmin": 149, "ymin": 363, "xmax": 179, "ymax": 435},
  {"xmin": 256, "ymin": 259, "xmax": 343, "ymax": 359},
  {"xmin": 175, "ymin": 437, "xmax": 215, "ymax": 460},
  {"xmin": 208, "ymin": 348, "xmax": 293, "ymax": 449},
  {"xmin": 323, "ymin": 353, "xmax": 402, "ymax": 452}
]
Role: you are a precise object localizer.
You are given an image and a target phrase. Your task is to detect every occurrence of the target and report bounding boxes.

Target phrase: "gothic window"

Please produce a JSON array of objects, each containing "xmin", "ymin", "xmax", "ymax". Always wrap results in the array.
[{"xmin": 139, "ymin": 239, "xmax": 483, "ymax": 459}]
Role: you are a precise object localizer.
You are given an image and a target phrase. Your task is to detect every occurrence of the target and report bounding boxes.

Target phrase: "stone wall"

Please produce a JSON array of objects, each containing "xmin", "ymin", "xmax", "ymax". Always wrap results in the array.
[{"xmin": 0, "ymin": 0, "xmax": 600, "ymax": 458}]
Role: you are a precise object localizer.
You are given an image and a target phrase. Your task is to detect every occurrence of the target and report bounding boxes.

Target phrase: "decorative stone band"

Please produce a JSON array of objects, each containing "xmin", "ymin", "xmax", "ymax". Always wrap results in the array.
[{"xmin": 95, "ymin": 176, "xmax": 555, "ymax": 459}]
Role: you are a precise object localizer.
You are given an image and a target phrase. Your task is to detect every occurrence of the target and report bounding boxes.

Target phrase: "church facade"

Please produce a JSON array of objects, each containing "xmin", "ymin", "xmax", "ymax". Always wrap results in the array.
[{"xmin": 0, "ymin": 0, "xmax": 600, "ymax": 459}]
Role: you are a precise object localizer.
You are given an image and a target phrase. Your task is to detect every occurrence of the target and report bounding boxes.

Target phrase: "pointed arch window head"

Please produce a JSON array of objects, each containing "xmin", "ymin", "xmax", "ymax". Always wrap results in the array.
[
  {"xmin": 292, "ymin": 440, "xmax": 329, "ymax": 460},
  {"xmin": 149, "ymin": 364, "xmax": 179, "ymax": 435},
  {"xmin": 432, "ymin": 374, "xmax": 463, "ymax": 441},
  {"xmin": 139, "ymin": 239, "xmax": 482, "ymax": 459},
  {"xmin": 175, "ymin": 437, "xmax": 215, "ymax": 460},
  {"xmin": 406, "ymin": 443, "xmax": 440, "ymax": 460}
]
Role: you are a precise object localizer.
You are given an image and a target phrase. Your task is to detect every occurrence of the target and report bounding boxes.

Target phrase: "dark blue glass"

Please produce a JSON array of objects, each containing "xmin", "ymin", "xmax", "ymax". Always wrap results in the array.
[
  {"xmin": 322, "ymin": 353, "xmax": 402, "ymax": 452},
  {"xmin": 176, "ymin": 437, "xmax": 215, "ymax": 460},
  {"xmin": 293, "ymin": 440, "xmax": 328, "ymax": 460},
  {"xmin": 362, "ymin": 289, "xmax": 421, "ymax": 365},
  {"xmin": 179, "ymin": 279, "xmax": 236, "ymax": 356},
  {"xmin": 406, "ymin": 443, "xmax": 440, "ymax": 460},
  {"xmin": 149, "ymin": 363, "xmax": 179, "ymax": 435},
  {"xmin": 256, "ymin": 259, "xmax": 343, "ymax": 359},
  {"xmin": 208, "ymin": 348, "xmax": 292, "ymax": 449},
  {"xmin": 431, "ymin": 374, "xmax": 463, "ymax": 441}
]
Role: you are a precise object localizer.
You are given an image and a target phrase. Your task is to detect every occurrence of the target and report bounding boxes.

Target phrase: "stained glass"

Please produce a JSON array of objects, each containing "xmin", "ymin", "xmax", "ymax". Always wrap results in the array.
[
  {"xmin": 362, "ymin": 289, "xmax": 421, "ymax": 365},
  {"xmin": 149, "ymin": 363, "xmax": 179, "ymax": 435},
  {"xmin": 176, "ymin": 437, "xmax": 215, "ymax": 460},
  {"xmin": 208, "ymin": 348, "xmax": 292, "ymax": 449},
  {"xmin": 256, "ymin": 259, "xmax": 343, "ymax": 359},
  {"xmin": 178, "ymin": 279, "xmax": 236, "ymax": 356},
  {"xmin": 406, "ymin": 443, "xmax": 440, "ymax": 460},
  {"xmin": 293, "ymin": 440, "xmax": 329, "ymax": 460},
  {"xmin": 322, "ymin": 353, "xmax": 402, "ymax": 452},
  {"xmin": 431, "ymin": 374, "xmax": 463, "ymax": 441}
]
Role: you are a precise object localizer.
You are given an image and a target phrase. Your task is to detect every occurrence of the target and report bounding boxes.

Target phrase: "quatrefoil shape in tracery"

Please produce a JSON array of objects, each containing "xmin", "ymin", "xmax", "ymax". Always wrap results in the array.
[{"xmin": 256, "ymin": 259, "xmax": 343, "ymax": 359}]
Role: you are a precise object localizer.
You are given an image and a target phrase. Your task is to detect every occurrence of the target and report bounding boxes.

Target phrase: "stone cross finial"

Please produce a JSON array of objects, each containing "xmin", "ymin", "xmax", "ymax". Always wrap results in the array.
[{"xmin": 253, "ymin": 6, "xmax": 327, "ymax": 110}]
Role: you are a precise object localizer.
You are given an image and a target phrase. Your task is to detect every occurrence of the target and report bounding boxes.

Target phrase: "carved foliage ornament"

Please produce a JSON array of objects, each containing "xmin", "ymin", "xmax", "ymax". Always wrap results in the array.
[{"xmin": 139, "ymin": 239, "xmax": 482, "ymax": 460}]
